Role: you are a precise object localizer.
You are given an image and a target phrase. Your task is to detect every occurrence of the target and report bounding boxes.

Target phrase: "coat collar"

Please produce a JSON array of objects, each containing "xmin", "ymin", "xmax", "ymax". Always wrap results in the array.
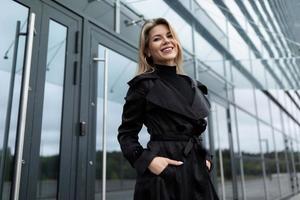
[{"xmin": 127, "ymin": 70, "xmax": 210, "ymax": 120}]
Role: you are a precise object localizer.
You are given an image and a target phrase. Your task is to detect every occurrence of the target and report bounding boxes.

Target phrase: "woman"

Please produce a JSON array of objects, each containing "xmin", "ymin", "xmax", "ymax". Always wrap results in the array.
[{"xmin": 118, "ymin": 18, "xmax": 219, "ymax": 200}]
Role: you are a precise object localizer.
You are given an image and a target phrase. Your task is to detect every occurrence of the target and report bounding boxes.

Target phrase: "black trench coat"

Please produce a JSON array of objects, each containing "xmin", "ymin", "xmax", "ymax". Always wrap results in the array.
[{"xmin": 118, "ymin": 70, "xmax": 219, "ymax": 200}]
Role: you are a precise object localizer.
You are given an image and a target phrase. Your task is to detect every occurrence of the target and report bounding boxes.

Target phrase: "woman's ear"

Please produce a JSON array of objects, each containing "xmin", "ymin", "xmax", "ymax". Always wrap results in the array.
[
  {"xmin": 145, "ymin": 48, "xmax": 150, "ymax": 57},
  {"xmin": 146, "ymin": 51, "xmax": 151, "ymax": 58}
]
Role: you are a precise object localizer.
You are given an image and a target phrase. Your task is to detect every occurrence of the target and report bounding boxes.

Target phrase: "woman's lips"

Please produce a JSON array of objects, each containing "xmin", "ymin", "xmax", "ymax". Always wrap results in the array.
[{"xmin": 161, "ymin": 47, "xmax": 173, "ymax": 53}]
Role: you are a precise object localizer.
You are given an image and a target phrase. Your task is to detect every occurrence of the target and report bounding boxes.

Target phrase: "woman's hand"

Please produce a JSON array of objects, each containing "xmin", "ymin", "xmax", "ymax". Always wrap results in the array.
[
  {"xmin": 148, "ymin": 156, "xmax": 183, "ymax": 175},
  {"xmin": 206, "ymin": 160, "xmax": 212, "ymax": 171}
]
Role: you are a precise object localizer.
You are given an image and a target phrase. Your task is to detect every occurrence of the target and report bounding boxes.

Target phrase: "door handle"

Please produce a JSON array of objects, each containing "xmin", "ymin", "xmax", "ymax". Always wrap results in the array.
[
  {"xmin": 12, "ymin": 12, "xmax": 36, "ymax": 200},
  {"xmin": 93, "ymin": 48, "xmax": 108, "ymax": 200}
]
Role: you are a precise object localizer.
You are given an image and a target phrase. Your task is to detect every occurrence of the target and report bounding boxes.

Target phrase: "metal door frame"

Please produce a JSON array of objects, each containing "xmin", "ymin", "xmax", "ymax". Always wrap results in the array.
[
  {"xmin": 11, "ymin": 0, "xmax": 83, "ymax": 199},
  {"xmin": 82, "ymin": 21, "xmax": 137, "ymax": 200}
]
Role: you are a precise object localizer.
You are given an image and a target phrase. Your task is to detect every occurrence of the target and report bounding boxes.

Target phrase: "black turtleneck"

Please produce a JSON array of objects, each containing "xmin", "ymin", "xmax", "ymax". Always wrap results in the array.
[{"xmin": 155, "ymin": 64, "xmax": 194, "ymax": 105}]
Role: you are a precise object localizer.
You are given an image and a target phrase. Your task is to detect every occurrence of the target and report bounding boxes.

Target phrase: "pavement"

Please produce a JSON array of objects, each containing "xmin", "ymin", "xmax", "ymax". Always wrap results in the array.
[{"xmin": 288, "ymin": 193, "xmax": 300, "ymax": 200}]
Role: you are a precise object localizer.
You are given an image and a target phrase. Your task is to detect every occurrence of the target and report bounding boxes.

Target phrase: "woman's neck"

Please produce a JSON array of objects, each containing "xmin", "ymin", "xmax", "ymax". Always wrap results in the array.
[{"xmin": 155, "ymin": 64, "xmax": 177, "ymax": 75}]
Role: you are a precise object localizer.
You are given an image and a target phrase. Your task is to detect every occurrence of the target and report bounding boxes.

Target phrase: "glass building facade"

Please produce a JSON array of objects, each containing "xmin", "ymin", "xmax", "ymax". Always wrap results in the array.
[{"xmin": 0, "ymin": 0, "xmax": 300, "ymax": 199}]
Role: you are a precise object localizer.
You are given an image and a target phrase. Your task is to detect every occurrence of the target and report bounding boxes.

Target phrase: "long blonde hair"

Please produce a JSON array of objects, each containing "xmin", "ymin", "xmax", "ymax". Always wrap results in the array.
[{"xmin": 137, "ymin": 18, "xmax": 185, "ymax": 75}]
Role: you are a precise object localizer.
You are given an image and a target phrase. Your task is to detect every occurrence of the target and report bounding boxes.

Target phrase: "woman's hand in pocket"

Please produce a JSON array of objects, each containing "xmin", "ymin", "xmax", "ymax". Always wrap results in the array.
[
  {"xmin": 206, "ymin": 160, "xmax": 212, "ymax": 171},
  {"xmin": 148, "ymin": 157, "xmax": 183, "ymax": 175}
]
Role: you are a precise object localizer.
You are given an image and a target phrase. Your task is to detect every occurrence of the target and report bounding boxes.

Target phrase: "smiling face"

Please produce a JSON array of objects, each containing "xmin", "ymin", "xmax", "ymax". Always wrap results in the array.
[{"xmin": 147, "ymin": 24, "xmax": 178, "ymax": 66}]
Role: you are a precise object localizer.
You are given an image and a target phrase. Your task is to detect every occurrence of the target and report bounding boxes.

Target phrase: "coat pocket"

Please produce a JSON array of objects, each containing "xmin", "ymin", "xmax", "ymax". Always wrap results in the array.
[{"xmin": 158, "ymin": 165, "xmax": 177, "ymax": 183}]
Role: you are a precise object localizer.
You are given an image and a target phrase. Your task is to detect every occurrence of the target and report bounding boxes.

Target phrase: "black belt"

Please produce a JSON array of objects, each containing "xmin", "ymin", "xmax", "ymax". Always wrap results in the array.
[{"xmin": 150, "ymin": 134, "xmax": 203, "ymax": 157}]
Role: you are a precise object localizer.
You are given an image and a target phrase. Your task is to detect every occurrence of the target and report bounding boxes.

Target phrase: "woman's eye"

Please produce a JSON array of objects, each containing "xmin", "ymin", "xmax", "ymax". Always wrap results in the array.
[
  {"xmin": 167, "ymin": 34, "xmax": 173, "ymax": 38},
  {"xmin": 153, "ymin": 38, "xmax": 160, "ymax": 41}
]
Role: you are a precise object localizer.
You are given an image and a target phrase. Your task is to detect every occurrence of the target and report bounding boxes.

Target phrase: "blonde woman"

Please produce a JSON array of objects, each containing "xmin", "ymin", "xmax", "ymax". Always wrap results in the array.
[{"xmin": 118, "ymin": 18, "xmax": 219, "ymax": 200}]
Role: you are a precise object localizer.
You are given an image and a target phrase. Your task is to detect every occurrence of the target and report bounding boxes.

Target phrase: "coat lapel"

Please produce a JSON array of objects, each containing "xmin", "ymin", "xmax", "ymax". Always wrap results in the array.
[
  {"xmin": 145, "ymin": 73, "xmax": 210, "ymax": 120},
  {"xmin": 191, "ymin": 84, "xmax": 210, "ymax": 118}
]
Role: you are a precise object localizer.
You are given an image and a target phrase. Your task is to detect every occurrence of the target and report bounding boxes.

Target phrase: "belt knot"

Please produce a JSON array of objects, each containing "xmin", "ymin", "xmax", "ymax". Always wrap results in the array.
[{"xmin": 183, "ymin": 135, "xmax": 202, "ymax": 157}]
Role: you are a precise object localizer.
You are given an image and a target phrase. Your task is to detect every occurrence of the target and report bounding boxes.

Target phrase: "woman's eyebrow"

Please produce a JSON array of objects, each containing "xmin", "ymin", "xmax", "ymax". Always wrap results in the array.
[
  {"xmin": 151, "ymin": 34, "xmax": 162, "ymax": 38},
  {"xmin": 151, "ymin": 32, "xmax": 171, "ymax": 39}
]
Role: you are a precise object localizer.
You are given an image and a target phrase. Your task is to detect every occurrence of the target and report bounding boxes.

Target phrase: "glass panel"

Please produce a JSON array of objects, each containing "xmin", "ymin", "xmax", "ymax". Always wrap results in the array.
[
  {"xmin": 194, "ymin": 32, "xmax": 224, "ymax": 76},
  {"xmin": 265, "ymin": 61, "xmax": 277, "ymax": 89},
  {"xmin": 227, "ymin": 22, "xmax": 249, "ymax": 62},
  {"xmin": 266, "ymin": 160, "xmax": 281, "ymax": 199},
  {"xmin": 274, "ymin": 131, "xmax": 291, "ymax": 196},
  {"xmin": 55, "ymin": 0, "xmax": 115, "ymax": 30},
  {"xmin": 289, "ymin": 139, "xmax": 298, "ymax": 191},
  {"xmin": 274, "ymin": 131, "xmax": 285, "ymax": 161},
  {"xmin": 193, "ymin": 1, "xmax": 227, "ymax": 47},
  {"xmin": 251, "ymin": 59, "xmax": 267, "ymax": 89},
  {"xmin": 279, "ymin": 160, "xmax": 292, "ymax": 196},
  {"xmin": 277, "ymin": 90, "xmax": 286, "ymax": 110},
  {"xmin": 255, "ymin": 90, "xmax": 271, "ymax": 123},
  {"xmin": 282, "ymin": 113, "xmax": 290, "ymax": 137},
  {"xmin": 37, "ymin": 20, "xmax": 67, "ymax": 199},
  {"xmin": 296, "ymin": 125, "xmax": 300, "ymax": 191},
  {"xmin": 197, "ymin": 0, "xmax": 227, "ymax": 33},
  {"xmin": 123, "ymin": 0, "xmax": 193, "ymax": 52},
  {"xmin": 211, "ymin": 103, "xmax": 233, "ymax": 199},
  {"xmin": 119, "ymin": 3, "xmax": 141, "ymax": 46},
  {"xmin": 224, "ymin": 1, "xmax": 247, "ymax": 31},
  {"xmin": 269, "ymin": 97, "xmax": 282, "ymax": 131},
  {"xmin": 182, "ymin": 51, "xmax": 194, "ymax": 76},
  {"xmin": 230, "ymin": 105, "xmax": 239, "ymax": 154},
  {"xmin": 231, "ymin": 65, "xmax": 252, "ymax": 88},
  {"xmin": 259, "ymin": 122, "xmax": 281, "ymax": 199},
  {"xmin": 243, "ymin": 158, "xmax": 265, "ymax": 199},
  {"xmin": 0, "ymin": 1, "xmax": 28, "ymax": 199},
  {"xmin": 236, "ymin": 109, "xmax": 265, "ymax": 199},
  {"xmin": 95, "ymin": 45, "xmax": 144, "ymax": 199},
  {"xmin": 234, "ymin": 88, "xmax": 255, "ymax": 114}
]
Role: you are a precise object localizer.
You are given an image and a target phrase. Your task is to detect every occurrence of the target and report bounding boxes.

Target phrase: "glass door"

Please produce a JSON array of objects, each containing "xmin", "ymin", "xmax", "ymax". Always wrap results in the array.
[
  {"xmin": 0, "ymin": 1, "xmax": 29, "ymax": 199},
  {"xmin": 86, "ymin": 24, "xmax": 149, "ymax": 200},
  {"xmin": 36, "ymin": 5, "xmax": 80, "ymax": 200},
  {"xmin": 19, "ymin": 2, "xmax": 82, "ymax": 200}
]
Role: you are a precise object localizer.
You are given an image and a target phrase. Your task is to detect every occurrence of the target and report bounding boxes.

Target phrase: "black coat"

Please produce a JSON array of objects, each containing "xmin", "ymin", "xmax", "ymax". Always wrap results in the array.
[{"xmin": 118, "ymin": 70, "xmax": 219, "ymax": 200}]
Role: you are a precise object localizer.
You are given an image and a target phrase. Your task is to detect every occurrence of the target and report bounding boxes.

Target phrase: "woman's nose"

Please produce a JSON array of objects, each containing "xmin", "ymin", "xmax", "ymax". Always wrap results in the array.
[{"xmin": 162, "ymin": 37, "xmax": 170, "ymax": 44}]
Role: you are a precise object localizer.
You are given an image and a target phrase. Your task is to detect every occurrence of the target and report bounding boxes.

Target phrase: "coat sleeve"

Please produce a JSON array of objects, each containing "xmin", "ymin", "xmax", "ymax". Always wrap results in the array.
[
  {"xmin": 196, "ymin": 80, "xmax": 213, "ymax": 172},
  {"xmin": 117, "ymin": 81, "xmax": 156, "ymax": 175}
]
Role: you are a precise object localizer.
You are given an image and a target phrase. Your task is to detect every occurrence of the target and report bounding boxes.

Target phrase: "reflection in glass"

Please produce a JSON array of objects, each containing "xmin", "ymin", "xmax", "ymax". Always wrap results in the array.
[
  {"xmin": 194, "ymin": 32, "xmax": 224, "ymax": 77},
  {"xmin": 236, "ymin": 109, "xmax": 259, "ymax": 154},
  {"xmin": 227, "ymin": 23, "xmax": 249, "ymax": 62},
  {"xmin": 255, "ymin": 90, "xmax": 271, "ymax": 123},
  {"xmin": 234, "ymin": 89, "xmax": 255, "ymax": 115},
  {"xmin": 230, "ymin": 105, "xmax": 239, "ymax": 154},
  {"xmin": 279, "ymin": 161, "xmax": 292, "ymax": 196},
  {"xmin": 231, "ymin": 65, "xmax": 252, "ymax": 88},
  {"xmin": 251, "ymin": 59, "xmax": 267, "ymax": 89},
  {"xmin": 75, "ymin": 0, "xmax": 115, "ymax": 30},
  {"xmin": 211, "ymin": 103, "xmax": 233, "ymax": 199},
  {"xmin": 270, "ymin": 100, "xmax": 282, "ymax": 131},
  {"xmin": 243, "ymin": 159, "xmax": 265, "ymax": 199},
  {"xmin": 37, "ymin": 20, "xmax": 67, "ymax": 199},
  {"xmin": 265, "ymin": 62, "xmax": 277, "ymax": 89},
  {"xmin": 259, "ymin": 122, "xmax": 281, "ymax": 199},
  {"xmin": 122, "ymin": 0, "xmax": 193, "ymax": 52},
  {"xmin": 197, "ymin": 0, "xmax": 227, "ymax": 33},
  {"xmin": 0, "ymin": 1, "xmax": 28, "ymax": 199},
  {"xmin": 236, "ymin": 109, "xmax": 265, "ymax": 199},
  {"xmin": 95, "ymin": 45, "xmax": 142, "ymax": 199}
]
